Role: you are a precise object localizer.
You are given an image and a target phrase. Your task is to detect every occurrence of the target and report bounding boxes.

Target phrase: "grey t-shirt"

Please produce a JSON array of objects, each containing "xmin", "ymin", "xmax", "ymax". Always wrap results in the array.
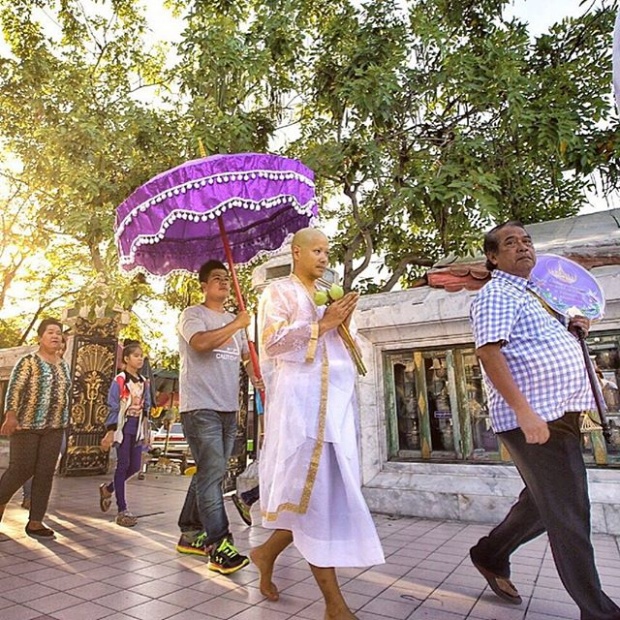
[{"xmin": 177, "ymin": 304, "xmax": 248, "ymax": 413}]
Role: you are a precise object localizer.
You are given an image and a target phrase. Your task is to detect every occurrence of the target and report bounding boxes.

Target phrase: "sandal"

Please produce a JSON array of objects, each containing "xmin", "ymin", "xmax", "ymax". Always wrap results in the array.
[
  {"xmin": 470, "ymin": 550, "xmax": 522, "ymax": 605},
  {"xmin": 99, "ymin": 483, "xmax": 112, "ymax": 513},
  {"xmin": 116, "ymin": 511, "xmax": 138, "ymax": 528},
  {"xmin": 25, "ymin": 524, "xmax": 55, "ymax": 539}
]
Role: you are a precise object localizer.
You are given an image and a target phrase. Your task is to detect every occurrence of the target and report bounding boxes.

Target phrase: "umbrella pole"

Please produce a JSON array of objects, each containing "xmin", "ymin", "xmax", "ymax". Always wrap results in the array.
[{"xmin": 217, "ymin": 218, "xmax": 263, "ymax": 387}]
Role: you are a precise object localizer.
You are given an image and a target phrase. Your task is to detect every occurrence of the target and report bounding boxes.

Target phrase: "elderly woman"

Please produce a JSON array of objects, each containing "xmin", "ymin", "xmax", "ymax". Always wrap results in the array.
[{"xmin": 0, "ymin": 318, "xmax": 71, "ymax": 538}]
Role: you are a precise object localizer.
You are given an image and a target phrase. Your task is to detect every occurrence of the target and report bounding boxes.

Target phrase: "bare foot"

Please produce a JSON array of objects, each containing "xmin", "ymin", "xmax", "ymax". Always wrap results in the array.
[
  {"xmin": 324, "ymin": 607, "xmax": 357, "ymax": 620},
  {"xmin": 250, "ymin": 547, "xmax": 279, "ymax": 601}
]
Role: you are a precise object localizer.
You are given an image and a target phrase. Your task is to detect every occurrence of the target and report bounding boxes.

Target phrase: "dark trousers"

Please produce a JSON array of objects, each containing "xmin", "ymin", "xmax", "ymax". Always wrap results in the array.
[
  {"xmin": 0, "ymin": 429, "xmax": 64, "ymax": 521},
  {"xmin": 471, "ymin": 413, "xmax": 620, "ymax": 620}
]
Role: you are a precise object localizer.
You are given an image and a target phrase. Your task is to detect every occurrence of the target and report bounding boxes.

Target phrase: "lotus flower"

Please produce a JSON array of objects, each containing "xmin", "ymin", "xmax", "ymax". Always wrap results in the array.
[{"xmin": 314, "ymin": 284, "xmax": 367, "ymax": 376}]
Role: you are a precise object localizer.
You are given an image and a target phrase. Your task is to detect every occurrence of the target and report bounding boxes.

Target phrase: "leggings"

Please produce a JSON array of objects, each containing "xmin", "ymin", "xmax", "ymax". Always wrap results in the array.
[
  {"xmin": 104, "ymin": 417, "xmax": 142, "ymax": 513},
  {"xmin": 0, "ymin": 428, "xmax": 64, "ymax": 521}
]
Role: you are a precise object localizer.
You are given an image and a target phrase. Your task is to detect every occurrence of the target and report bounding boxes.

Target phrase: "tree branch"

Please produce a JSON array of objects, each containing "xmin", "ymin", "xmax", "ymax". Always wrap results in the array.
[
  {"xmin": 18, "ymin": 288, "xmax": 82, "ymax": 345},
  {"xmin": 381, "ymin": 252, "xmax": 435, "ymax": 292},
  {"xmin": 341, "ymin": 183, "xmax": 374, "ymax": 288}
]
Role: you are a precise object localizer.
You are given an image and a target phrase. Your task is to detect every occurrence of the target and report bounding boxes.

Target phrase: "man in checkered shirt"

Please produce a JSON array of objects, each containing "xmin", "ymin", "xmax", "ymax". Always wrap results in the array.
[{"xmin": 468, "ymin": 221, "xmax": 620, "ymax": 619}]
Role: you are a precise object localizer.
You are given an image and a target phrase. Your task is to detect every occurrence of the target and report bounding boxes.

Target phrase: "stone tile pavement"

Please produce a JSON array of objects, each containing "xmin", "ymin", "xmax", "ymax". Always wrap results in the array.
[{"xmin": 0, "ymin": 472, "xmax": 619, "ymax": 619}]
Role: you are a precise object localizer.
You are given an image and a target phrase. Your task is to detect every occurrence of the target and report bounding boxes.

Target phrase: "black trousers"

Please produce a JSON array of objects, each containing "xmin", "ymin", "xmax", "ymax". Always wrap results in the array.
[
  {"xmin": 0, "ymin": 429, "xmax": 64, "ymax": 522},
  {"xmin": 471, "ymin": 413, "xmax": 620, "ymax": 620}
]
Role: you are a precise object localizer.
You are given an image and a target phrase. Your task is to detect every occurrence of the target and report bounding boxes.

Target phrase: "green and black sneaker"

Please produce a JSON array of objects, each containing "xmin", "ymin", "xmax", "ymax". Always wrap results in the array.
[
  {"xmin": 176, "ymin": 531, "xmax": 211, "ymax": 557},
  {"xmin": 208, "ymin": 536, "xmax": 250, "ymax": 574}
]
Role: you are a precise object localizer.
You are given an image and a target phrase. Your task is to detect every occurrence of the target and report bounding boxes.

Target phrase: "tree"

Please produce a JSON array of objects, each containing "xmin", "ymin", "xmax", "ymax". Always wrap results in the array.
[
  {"xmin": 0, "ymin": 174, "xmax": 40, "ymax": 313},
  {"xmin": 292, "ymin": 0, "xmax": 620, "ymax": 289},
  {"xmin": 0, "ymin": 0, "xmax": 182, "ymax": 343},
  {"xmin": 167, "ymin": 0, "xmax": 312, "ymax": 156},
  {"xmin": 1, "ymin": 0, "xmax": 619, "ymax": 352}
]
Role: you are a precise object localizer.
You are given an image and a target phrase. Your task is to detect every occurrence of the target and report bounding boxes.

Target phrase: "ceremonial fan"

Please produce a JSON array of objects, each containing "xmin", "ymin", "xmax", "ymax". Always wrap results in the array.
[{"xmin": 530, "ymin": 254, "xmax": 611, "ymax": 442}]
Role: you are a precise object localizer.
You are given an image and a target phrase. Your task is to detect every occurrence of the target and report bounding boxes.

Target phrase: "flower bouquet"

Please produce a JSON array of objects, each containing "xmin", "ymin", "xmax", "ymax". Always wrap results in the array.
[{"xmin": 314, "ymin": 283, "xmax": 367, "ymax": 376}]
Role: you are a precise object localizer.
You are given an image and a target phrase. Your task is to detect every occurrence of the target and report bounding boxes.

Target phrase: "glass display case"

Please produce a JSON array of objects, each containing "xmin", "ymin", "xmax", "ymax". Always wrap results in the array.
[
  {"xmin": 393, "ymin": 360, "xmax": 420, "ymax": 451},
  {"xmin": 385, "ymin": 347, "xmax": 496, "ymax": 460},
  {"xmin": 462, "ymin": 352, "xmax": 498, "ymax": 455},
  {"xmin": 589, "ymin": 337, "xmax": 620, "ymax": 457},
  {"xmin": 424, "ymin": 355, "xmax": 455, "ymax": 452},
  {"xmin": 384, "ymin": 335, "xmax": 620, "ymax": 466}
]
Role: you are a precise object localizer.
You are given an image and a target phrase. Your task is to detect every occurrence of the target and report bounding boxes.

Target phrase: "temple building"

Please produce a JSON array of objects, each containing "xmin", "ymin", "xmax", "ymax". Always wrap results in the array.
[{"xmin": 354, "ymin": 208, "xmax": 620, "ymax": 534}]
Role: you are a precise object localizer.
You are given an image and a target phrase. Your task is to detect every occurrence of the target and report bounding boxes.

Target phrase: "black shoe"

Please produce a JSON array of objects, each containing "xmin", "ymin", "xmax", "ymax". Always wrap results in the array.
[
  {"xmin": 231, "ymin": 493, "xmax": 252, "ymax": 526},
  {"xmin": 208, "ymin": 536, "xmax": 249, "ymax": 575},
  {"xmin": 176, "ymin": 532, "xmax": 211, "ymax": 556}
]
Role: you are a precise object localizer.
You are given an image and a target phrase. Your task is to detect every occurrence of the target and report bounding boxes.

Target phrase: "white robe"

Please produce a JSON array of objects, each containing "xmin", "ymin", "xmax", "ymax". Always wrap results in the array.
[{"xmin": 258, "ymin": 275, "xmax": 385, "ymax": 568}]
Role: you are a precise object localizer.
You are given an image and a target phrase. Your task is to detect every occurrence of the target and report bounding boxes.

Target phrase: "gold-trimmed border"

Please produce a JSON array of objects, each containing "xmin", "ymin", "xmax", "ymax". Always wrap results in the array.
[
  {"xmin": 260, "ymin": 319, "xmax": 288, "ymax": 346},
  {"xmin": 262, "ymin": 341, "xmax": 329, "ymax": 520},
  {"xmin": 305, "ymin": 322, "xmax": 319, "ymax": 362}
]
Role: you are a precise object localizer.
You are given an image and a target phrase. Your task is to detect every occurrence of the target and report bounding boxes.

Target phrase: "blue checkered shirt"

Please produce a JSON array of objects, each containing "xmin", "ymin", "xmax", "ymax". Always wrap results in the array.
[{"xmin": 470, "ymin": 269, "xmax": 594, "ymax": 433}]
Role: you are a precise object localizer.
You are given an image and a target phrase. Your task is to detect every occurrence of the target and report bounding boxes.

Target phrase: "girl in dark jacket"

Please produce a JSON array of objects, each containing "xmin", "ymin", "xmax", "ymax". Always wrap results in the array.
[{"xmin": 99, "ymin": 340, "xmax": 151, "ymax": 527}]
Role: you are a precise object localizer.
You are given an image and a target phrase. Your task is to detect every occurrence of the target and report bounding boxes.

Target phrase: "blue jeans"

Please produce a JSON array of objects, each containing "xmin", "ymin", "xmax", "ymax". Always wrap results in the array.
[{"xmin": 178, "ymin": 409, "xmax": 237, "ymax": 546}]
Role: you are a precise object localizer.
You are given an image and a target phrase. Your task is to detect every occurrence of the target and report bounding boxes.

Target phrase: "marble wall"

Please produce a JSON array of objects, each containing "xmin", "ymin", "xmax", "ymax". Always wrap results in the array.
[{"xmin": 354, "ymin": 269, "xmax": 620, "ymax": 535}]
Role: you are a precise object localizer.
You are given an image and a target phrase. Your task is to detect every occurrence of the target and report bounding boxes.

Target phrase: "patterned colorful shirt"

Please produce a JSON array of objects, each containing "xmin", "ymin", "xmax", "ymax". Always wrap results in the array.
[
  {"xmin": 4, "ymin": 353, "xmax": 71, "ymax": 430},
  {"xmin": 470, "ymin": 269, "xmax": 595, "ymax": 433}
]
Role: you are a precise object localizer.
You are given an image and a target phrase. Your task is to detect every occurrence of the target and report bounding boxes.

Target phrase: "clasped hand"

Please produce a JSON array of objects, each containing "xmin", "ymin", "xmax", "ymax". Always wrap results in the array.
[{"xmin": 322, "ymin": 292, "xmax": 359, "ymax": 330}]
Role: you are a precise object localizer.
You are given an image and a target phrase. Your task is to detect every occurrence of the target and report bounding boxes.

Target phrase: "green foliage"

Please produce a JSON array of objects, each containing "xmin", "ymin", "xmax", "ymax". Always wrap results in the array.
[
  {"xmin": 0, "ymin": 0, "xmax": 619, "ymax": 356},
  {"xmin": 152, "ymin": 349, "xmax": 180, "ymax": 371},
  {"xmin": 292, "ymin": 0, "xmax": 620, "ymax": 289},
  {"xmin": 170, "ymin": 0, "xmax": 315, "ymax": 155},
  {"xmin": 161, "ymin": 274, "xmax": 202, "ymax": 312},
  {"xmin": 0, "ymin": 316, "xmax": 24, "ymax": 348},
  {"xmin": 0, "ymin": 0, "xmax": 181, "ymax": 319}
]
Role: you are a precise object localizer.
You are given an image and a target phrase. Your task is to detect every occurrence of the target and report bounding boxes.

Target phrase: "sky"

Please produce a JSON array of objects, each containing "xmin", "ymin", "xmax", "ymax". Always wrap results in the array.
[{"xmin": 506, "ymin": 0, "xmax": 585, "ymax": 34}]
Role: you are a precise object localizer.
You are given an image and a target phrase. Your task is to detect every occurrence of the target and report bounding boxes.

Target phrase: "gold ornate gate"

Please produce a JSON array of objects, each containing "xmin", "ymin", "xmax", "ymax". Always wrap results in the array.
[{"xmin": 60, "ymin": 318, "xmax": 118, "ymax": 476}]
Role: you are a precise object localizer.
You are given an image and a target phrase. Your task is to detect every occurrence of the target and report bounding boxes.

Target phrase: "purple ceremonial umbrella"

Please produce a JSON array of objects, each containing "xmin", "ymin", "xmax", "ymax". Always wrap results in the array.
[
  {"xmin": 115, "ymin": 152, "xmax": 318, "ymax": 278},
  {"xmin": 115, "ymin": 152, "xmax": 318, "ymax": 379}
]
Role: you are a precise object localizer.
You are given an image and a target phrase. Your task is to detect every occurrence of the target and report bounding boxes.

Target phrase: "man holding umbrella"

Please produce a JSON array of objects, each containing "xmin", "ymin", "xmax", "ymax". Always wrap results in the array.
[
  {"xmin": 176, "ymin": 259, "xmax": 262, "ymax": 574},
  {"xmin": 113, "ymin": 151, "xmax": 317, "ymax": 572}
]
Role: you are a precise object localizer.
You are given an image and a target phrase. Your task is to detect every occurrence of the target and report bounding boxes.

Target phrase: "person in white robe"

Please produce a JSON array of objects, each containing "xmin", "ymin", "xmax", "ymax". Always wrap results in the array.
[{"xmin": 250, "ymin": 228, "xmax": 384, "ymax": 620}]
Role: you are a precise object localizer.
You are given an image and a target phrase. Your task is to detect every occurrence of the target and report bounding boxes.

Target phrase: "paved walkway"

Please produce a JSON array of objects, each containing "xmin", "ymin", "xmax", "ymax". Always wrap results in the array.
[{"xmin": 0, "ymin": 472, "xmax": 619, "ymax": 620}]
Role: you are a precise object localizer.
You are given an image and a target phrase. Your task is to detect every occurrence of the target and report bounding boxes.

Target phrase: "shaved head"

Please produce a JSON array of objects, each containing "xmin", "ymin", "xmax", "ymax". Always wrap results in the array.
[
  {"xmin": 291, "ymin": 227, "xmax": 329, "ymax": 285},
  {"xmin": 292, "ymin": 227, "xmax": 327, "ymax": 250}
]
